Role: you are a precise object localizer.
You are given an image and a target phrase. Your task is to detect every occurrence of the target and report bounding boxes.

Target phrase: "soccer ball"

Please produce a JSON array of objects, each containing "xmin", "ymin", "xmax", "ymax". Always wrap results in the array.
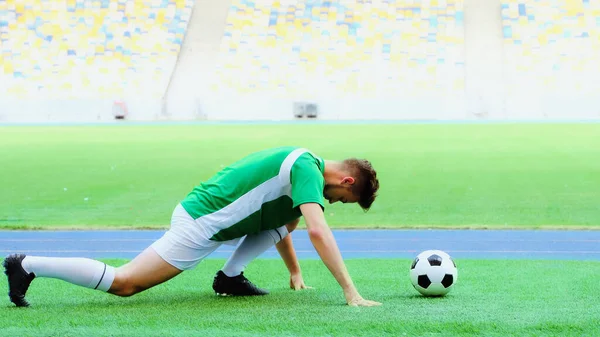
[{"xmin": 410, "ymin": 250, "xmax": 458, "ymax": 297}]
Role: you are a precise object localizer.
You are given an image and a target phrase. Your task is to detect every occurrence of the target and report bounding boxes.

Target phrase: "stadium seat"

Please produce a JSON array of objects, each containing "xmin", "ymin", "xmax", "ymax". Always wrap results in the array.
[
  {"xmin": 212, "ymin": 0, "xmax": 466, "ymax": 97},
  {"xmin": 0, "ymin": 0, "xmax": 194, "ymax": 98}
]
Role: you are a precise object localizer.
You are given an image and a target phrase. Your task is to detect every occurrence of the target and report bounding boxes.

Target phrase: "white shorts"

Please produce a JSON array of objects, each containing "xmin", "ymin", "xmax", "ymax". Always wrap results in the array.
[{"xmin": 150, "ymin": 204, "xmax": 240, "ymax": 271}]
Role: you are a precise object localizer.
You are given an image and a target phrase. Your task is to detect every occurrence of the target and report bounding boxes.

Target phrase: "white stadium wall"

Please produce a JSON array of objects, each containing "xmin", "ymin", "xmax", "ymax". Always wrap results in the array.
[{"xmin": 1, "ymin": 0, "xmax": 599, "ymax": 122}]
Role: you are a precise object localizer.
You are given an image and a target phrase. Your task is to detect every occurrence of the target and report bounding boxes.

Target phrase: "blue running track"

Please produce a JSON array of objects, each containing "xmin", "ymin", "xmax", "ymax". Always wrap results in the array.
[{"xmin": 1, "ymin": 229, "xmax": 599, "ymax": 260}]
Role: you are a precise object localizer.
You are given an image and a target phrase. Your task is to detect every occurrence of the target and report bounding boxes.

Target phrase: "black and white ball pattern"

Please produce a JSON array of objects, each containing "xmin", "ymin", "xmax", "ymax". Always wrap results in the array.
[{"xmin": 410, "ymin": 250, "xmax": 458, "ymax": 296}]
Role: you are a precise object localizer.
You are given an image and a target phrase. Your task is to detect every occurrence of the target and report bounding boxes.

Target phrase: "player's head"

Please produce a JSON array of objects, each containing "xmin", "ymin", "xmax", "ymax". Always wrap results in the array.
[{"xmin": 323, "ymin": 158, "xmax": 379, "ymax": 211}]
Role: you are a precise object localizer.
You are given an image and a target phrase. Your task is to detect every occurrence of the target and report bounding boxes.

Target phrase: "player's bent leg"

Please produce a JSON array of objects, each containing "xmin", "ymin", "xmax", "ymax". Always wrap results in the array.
[
  {"xmin": 285, "ymin": 218, "xmax": 300, "ymax": 233},
  {"xmin": 220, "ymin": 223, "xmax": 291, "ymax": 278},
  {"xmin": 109, "ymin": 246, "xmax": 183, "ymax": 297},
  {"xmin": 214, "ymin": 219, "xmax": 298, "ymax": 296}
]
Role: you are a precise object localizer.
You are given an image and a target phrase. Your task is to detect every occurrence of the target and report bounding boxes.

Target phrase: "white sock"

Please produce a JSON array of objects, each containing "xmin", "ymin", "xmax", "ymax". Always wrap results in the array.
[
  {"xmin": 221, "ymin": 225, "xmax": 289, "ymax": 277},
  {"xmin": 21, "ymin": 256, "xmax": 115, "ymax": 292}
]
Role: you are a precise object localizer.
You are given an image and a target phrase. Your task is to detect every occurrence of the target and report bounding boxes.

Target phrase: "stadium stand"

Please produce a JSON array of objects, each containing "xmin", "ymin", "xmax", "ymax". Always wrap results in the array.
[
  {"xmin": 501, "ymin": 0, "xmax": 600, "ymax": 95},
  {"xmin": 0, "ymin": 0, "xmax": 194, "ymax": 98},
  {"xmin": 211, "ymin": 0, "xmax": 466, "ymax": 97}
]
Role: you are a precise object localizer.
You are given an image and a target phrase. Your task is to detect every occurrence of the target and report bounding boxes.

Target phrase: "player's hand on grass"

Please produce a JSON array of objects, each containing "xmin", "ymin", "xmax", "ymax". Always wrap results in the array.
[
  {"xmin": 290, "ymin": 272, "xmax": 313, "ymax": 290},
  {"xmin": 346, "ymin": 294, "xmax": 382, "ymax": 307}
]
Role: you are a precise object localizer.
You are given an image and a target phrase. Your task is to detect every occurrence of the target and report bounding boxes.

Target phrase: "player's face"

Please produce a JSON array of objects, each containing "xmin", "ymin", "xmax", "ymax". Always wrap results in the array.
[{"xmin": 323, "ymin": 183, "xmax": 359, "ymax": 205}]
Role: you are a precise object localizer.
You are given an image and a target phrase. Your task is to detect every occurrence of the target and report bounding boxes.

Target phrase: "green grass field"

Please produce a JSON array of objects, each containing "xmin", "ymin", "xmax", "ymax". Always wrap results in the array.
[
  {"xmin": 2, "ymin": 123, "xmax": 599, "ymax": 336},
  {"xmin": 1, "ymin": 259, "xmax": 599, "ymax": 337},
  {"xmin": 1, "ymin": 123, "xmax": 599, "ymax": 229}
]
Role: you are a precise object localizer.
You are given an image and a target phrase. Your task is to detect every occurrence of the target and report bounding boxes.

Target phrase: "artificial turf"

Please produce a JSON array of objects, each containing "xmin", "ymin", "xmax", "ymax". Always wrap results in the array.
[
  {"xmin": 1, "ymin": 258, "xmax": 599, "ymax": 336},
  {"xmin": 1, "ymin": 123, "xmax": 598, "ymax": 229}
]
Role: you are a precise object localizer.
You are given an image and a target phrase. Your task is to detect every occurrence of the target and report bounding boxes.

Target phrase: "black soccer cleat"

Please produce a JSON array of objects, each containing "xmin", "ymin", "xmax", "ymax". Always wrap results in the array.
[
  {"xmin": 3, "ymin": 254, "xmax": 36, "ymax": 307},
  {"xmin": 212, "ymin": 270, "xmax": 269, "ymax": 296}
]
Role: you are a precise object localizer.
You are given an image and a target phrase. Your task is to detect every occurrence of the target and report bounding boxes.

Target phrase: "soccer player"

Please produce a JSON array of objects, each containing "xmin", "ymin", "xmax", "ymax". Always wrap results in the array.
[{"xmin": 4, "ymin": 147, "xmax": 381, "ymax": 307}]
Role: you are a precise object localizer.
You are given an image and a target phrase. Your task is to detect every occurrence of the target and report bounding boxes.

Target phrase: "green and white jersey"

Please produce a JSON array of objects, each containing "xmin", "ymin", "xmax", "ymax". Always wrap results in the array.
[{"xmin": 180, "ymin": 147, "xmax": 326, "ymax": 242}]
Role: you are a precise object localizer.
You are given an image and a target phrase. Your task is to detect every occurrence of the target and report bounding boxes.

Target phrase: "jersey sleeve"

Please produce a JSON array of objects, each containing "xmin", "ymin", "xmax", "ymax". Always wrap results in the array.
[{"xmin": 290, "ymin": 153, "xmax": 325, "ymax": 209}]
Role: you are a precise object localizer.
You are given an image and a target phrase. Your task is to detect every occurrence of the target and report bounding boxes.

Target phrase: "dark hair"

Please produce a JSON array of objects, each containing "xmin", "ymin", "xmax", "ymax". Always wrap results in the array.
[{"xmin": 343, "ymin": 158, "xmax": 379, "ymax": 211}]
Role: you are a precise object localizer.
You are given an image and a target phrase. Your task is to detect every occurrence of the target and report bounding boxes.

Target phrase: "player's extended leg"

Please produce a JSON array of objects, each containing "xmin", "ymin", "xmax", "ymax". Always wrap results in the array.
[
  {"xmin": 4, "ymin": 203, "xmax": 211, "ymax": 307},
  {"xmin": 212, "ymin": 218, "xmax": 299, "ymax": 296},
  {"xmin": 108, "ymin": 247, "xmax": 182, "ymax": 296},
  {"xmin": 111, "ymin": 203, "xmax": 223, "ymax": 296},
  {"xmin": 3, "ymin": 248, "xmax": 181, "ymax": 307}
]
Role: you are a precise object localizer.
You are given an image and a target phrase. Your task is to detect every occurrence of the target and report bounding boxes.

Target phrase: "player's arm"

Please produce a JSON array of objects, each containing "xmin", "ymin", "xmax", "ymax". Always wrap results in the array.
[
  {"xmin": 300, "ymin": 202, "xmax": 381, "ymax": 307},
  {"xmin": 276, "ymin": 234, "xmax": 311, "ymax": 290}
]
